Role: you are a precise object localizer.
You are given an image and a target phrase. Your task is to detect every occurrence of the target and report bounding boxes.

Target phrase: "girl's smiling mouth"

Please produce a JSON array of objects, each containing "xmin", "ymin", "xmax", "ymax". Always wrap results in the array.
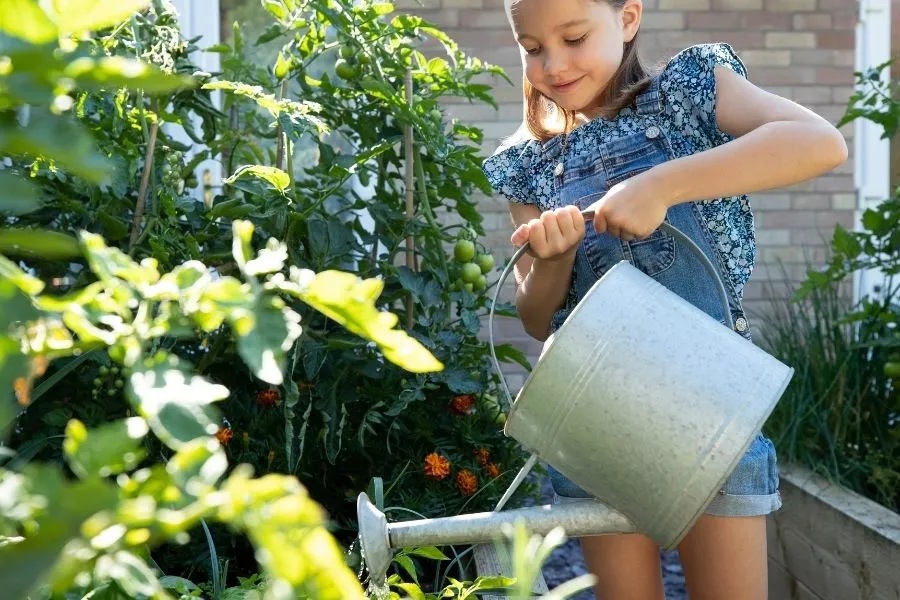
[{"xmin": 551, "ymin": 76, "xmax": 585, "ymax": 93}]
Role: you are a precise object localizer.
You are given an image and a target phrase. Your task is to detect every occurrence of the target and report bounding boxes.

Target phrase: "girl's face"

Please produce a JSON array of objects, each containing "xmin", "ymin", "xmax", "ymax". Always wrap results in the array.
[{"xmin": 509, "ymin": 0, "xmax": 642, "ymax": 117}]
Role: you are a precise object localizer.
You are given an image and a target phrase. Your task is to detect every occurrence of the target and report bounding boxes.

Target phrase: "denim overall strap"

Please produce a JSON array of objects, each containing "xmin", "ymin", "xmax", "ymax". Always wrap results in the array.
[{"xmin": 642, "ymin": 78, "xmax": 751, "ymax": 337}]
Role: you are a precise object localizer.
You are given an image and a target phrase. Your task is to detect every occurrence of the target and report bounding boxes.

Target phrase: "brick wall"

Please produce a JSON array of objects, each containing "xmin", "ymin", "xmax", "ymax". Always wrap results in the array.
[{"xmin": 397, "ymin": 0, "xmax": 858, "ymax": 384}]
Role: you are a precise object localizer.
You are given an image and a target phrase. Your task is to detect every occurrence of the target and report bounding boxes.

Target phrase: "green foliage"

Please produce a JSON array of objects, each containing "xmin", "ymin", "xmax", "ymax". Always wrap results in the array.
[
  {"xmin": 771, "ymin": 58, "xmax": 900, "ymax": 512},
  {"xmin": 761, "ymin": 268, "xmax": 899, "ymax": 512},
  {"xmin": 377, "ymin": 521, "xmax": 595, "ymax": 600},
  {"xmin": 0, "ymin": 217, "xmax": 441, "ymax": 598},
  {"xmin": 2, "ymin": 0, "xmax": 536, "ymax": 594}
]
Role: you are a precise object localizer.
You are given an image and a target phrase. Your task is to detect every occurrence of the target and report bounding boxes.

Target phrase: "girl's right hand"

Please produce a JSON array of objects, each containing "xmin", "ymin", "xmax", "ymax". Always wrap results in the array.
[{"xmin": 510, "ymin": 205, "xmax": 586, "ymax": 261}]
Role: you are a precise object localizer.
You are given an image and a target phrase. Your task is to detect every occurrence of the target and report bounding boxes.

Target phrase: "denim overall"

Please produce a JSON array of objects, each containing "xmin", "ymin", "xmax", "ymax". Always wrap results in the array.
[{"xmin": 514, "ymin": 76, "xmax": 781, "ymax": 518}]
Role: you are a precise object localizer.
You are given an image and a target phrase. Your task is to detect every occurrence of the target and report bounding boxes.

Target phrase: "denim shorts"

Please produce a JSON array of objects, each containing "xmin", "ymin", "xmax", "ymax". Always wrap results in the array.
[{"xmin": 549, "ymin": 432, "xmax": 782, "ymax": 517}]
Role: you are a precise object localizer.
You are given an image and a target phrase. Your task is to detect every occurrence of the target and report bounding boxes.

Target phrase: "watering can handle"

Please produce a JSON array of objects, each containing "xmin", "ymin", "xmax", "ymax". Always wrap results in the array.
[{"xmin": 488, "ymin": 210, "xmax": 734, "ymax": 412}]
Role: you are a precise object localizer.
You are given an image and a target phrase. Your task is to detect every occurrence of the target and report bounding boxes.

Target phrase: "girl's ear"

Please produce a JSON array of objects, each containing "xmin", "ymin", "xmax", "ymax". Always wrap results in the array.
[{"xmin": 620, "ymin": 0, "xmax": 642, "ymax": 42}]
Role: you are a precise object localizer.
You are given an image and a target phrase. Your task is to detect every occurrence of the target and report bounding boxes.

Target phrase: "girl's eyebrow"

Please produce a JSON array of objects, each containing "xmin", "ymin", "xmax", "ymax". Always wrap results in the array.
[
  {"xmin": 556, "ymin": 18, "xmax": 591, "ymax": 30},
  {"xmin": 516, "ymin": 18, "xmax": 590, "ymax": 42}
]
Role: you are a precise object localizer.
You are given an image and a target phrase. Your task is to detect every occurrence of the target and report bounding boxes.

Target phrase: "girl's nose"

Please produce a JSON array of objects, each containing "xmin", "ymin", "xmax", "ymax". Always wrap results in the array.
[{"xmin": 543, "ymin": 52, "xmax": 566, "ymax": 77}]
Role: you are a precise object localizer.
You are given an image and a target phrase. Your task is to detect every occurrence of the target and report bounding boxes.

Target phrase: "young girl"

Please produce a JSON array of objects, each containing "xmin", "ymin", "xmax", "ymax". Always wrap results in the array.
[{"xmin": 483, "ymin": 0, "xmax": 847, "ymax": 599}]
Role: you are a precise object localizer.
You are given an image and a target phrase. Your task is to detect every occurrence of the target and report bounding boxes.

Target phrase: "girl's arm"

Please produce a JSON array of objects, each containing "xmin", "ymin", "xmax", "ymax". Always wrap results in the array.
[
  {"xmin": 654, "ymin": 65, "xmax": 848, "ymax": 207},
  {"xmin": 508, "ymin": 202, "xmax": 583, "ymax": 342},
  {"xmin": 589, "ymin": 66, "xmax": 848, "ymax": 239}
]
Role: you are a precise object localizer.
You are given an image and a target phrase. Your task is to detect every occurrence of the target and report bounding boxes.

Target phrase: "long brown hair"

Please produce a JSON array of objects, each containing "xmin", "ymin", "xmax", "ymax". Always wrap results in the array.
[{"xmin": 514, "ymin": 0, "xmax": 652, "ymax": 142}]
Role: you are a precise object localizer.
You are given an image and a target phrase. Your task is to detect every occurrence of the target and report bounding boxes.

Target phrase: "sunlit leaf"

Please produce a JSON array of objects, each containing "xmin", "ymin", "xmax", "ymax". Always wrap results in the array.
[
  {"xmin": 127, "ymin": 366, "xmax": 228, "ymax": 450},
  {"xmin": 0, "ymin": 467, "xmax": 117, "ymax": 599},
  {"xmin": 221, "ymin": 472, "xmax": 365, "ymax": 600},
  {"xmin": 271, "ymin": 269, "xmax": 443, "ymax": 373},
  {"xmin": 0, "ymin": 254, "xmax": 45, "ymax": 295},
  {"xmin": 45, "ymin": 0, "xmax": 149, "ymax": 36},
  {"xmin": 63, "ymin": 417, "xmax": 149, "ymax": 480},
  {"xmin": 94, "ymin": 550, "xmax": 161, "ymax": 598},
  {"xmin": 1, "ymin": 111, "xmax": 111, "ymax": 182},
  {"xmin": 63, "ymin": 56, "xmax": 194, "ymax": 93},
  {"xmin": 225, "ymin": 165, "xmax": 290, "ymax": 193},
  {"xmin": 0, "ymin": 228, "xmax": 81, "ymax": 260},
  {"xmin": 233, "ymin": 298, "xmax": 301, "ymax": 385},
  {"xmin": 244, "ymin": 238, "xmax": 288, "ymax": 276},
  {"xmin": 203, "ymin": 80, "xmax": 327, "ymax": 134},
  {"xmin": 0, "ymin": 0, "xmax": 57, "ymax": 44},
  {"xmin": 166, "ymin": 437, "xmax": 227, "ymax": 498},
  {"xmin": 0, "ymin": 172, "xmax": 41, "ymax": 215},
  {"xmin": 79, "ymin": 232, "xmax": 160, "ymax": 287}
]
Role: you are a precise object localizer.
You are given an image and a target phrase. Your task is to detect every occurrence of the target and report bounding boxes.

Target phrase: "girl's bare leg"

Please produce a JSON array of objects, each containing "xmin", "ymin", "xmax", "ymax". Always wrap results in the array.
[{"xmin": 678, "ymin": 514, "xmax": 769, "ymax": 600}]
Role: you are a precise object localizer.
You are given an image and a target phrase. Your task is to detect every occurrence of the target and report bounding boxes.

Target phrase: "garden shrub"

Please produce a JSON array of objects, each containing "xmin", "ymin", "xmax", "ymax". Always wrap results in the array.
[
  {"xmin": 762, "ymin": 61, "xmax": 899, "ymax": 513},
  {"xmin": 2, "ymin": 0, "xmax": 535, "ymax": 593}
]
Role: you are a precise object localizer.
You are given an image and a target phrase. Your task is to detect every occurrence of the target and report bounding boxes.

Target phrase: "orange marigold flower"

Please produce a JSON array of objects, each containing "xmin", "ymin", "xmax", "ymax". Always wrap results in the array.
[
  {"xmin": 455, "ymin": 469, "xmax": 478, "ymax": 496},
  {"xmin": 449, "ymin": 394, "xmax": 475, "ymax": 415},
  {"xmin": 424, "ymin": 452, "xmax": 451, "ymax": 480},
  {"xmin": 215, "ymin": 427, "xmax": 233, "ymax": 446},
  {"xmin": 473, "ymin": 447, "xmax": 491, "ymax": 466},
  {"xmin": 484, "ymin": 463, "xmax": 501, "ymax": 479},
  {"xmin": 256, "ymin": 389, "xmax": 280, "ymax": 408}
]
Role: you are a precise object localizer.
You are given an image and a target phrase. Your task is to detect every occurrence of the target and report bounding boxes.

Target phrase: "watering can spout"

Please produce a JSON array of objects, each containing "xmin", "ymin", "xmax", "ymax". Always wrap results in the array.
[{"xmin": 357, "ymin": 492, "xmax": 638, "ymax": 583}]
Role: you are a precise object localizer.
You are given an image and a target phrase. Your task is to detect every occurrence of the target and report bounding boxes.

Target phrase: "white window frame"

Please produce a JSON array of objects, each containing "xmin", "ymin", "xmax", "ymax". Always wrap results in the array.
[{"xmin": 853, "ymin": 0, "xmax": 892, "ymax": 303}]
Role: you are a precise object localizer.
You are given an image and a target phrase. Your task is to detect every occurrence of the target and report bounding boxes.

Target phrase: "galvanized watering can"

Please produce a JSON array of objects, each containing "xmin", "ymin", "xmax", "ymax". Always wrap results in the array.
[{"xmin": 358, "ymin": 211, "xmax": 793, "ymax": 581}]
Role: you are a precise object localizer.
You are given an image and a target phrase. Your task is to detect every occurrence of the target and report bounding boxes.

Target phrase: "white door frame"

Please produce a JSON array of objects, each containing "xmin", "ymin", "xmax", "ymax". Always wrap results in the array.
[
  {"xmin": 168, "ymin": 0, "xmax": 223, "ymax": 206},
  {"xmin": 853, "ymin": 0, "xmax": 892, "ymax": 303}
]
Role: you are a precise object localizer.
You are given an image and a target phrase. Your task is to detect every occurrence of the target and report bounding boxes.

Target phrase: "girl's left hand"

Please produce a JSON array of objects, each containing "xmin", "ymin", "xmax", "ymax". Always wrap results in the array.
[{"xmin": 587, "ymin": 172, "xmax": 672, "ymax": 241}]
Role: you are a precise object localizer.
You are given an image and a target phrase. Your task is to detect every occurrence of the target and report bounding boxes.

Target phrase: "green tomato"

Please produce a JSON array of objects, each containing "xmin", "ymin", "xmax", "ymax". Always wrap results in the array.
[
  {"xmin": 334, "ymin": 59, "xmax": 358, "ymax": 81},
  {"xmin": 884, "ymin": 362, "xmax": 900, "ymax": 379},
  {"xmin": 461, "ymin": 262, "xmax": 481, "ymax": 284},
  {"xmin": 476, "ymin": 253, "xmax": 495, "ymax": 274},
  {"xmin": 93, "ymin": 378, "xmax": 102, "ymax": 387},
  {"xmin": 473, "ymin": 274, "xmax": 487, "ymax": 291},
  {"xmin": 340, "ymin": 45, "xmax": 354, "ymax": 59},
  {"xmin": 98, "ymin": 366, "xmax": 109, "ymax": 376},
  {"xmin": 358, "ymin": 53, "xmax": 372, "ymax": 66},
  {"xmin": 429, "ymin": 109, "xmax": 442, "ymax": 121},
  {"xmin": 464, "ymin": 282, "xmax": 474, "ymax": 293},
  {"xmin": 454, "ymin": 239, "xmax": 475, "ymax": 263}
]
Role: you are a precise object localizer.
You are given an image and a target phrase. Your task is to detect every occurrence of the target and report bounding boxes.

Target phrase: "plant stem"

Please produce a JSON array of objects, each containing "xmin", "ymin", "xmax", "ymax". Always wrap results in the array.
[
  {"xmin": 404, "ymin": 69, "xmax": 415, "ymax": 331},
  {"xmin": 130, "ymin": 99, "xmax": 160, "ymax": 250},
  {"xmin": 275, "ymin": 79, "xmax": 289, "ymax": 170}
]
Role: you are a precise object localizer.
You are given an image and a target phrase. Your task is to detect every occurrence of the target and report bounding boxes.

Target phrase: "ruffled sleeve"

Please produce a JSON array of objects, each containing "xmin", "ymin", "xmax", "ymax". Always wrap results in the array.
[
  {"xmin": 481, "ymin": 139, "xmax": 543, "ymax": 206},
  {"xmin": 660, "ymin": 43, "xmax": 749, "ymax": 150}
]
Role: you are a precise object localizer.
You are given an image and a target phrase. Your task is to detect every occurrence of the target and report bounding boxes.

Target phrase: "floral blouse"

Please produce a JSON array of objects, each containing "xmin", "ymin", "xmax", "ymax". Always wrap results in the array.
[{"xmin": 482, "ymin": 43, "xmax": 757, "ymax": 301}]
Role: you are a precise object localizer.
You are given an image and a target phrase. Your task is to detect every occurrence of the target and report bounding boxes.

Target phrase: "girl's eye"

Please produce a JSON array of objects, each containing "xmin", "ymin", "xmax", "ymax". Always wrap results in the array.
[
  {"xmin": 565, "ymin": 34, "xmax": 588, "ymax": 46},
  {"xmin": 524, "ymin": 47, "xmax": 541, "ymax": 56}
]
